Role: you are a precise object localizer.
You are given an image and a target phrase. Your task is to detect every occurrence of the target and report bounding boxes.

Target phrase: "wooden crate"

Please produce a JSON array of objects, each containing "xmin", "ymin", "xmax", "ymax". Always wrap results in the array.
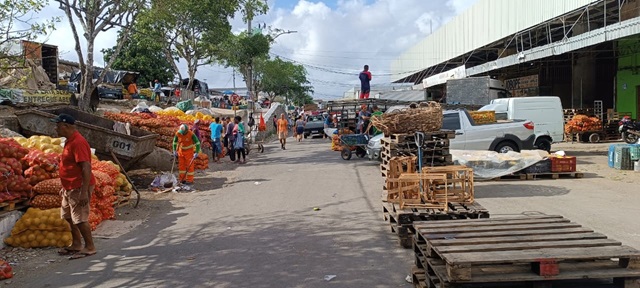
[
  {"xmin": 422, "ymin": 165, "xmax": 474, "ymax": 204},
  {"xmin": 413, "ymin": 216, "xmax": 640, "ymax": 286},
  {"xmin": 396, "ymin": 173, "xmax": 449, "ymax": 210}
]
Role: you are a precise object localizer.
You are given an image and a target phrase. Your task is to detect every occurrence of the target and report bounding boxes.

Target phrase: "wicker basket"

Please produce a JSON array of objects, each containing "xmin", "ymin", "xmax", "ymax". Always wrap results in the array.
[{"xmin": 371, "ymin": 102, "xmax": 443, "ymax": 135}]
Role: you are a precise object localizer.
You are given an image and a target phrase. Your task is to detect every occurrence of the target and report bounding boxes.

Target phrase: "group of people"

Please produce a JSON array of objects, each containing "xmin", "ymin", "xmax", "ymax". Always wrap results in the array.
[{"xmin": 357, "ymin": 104, "xmax": 383, "ymax": 135}]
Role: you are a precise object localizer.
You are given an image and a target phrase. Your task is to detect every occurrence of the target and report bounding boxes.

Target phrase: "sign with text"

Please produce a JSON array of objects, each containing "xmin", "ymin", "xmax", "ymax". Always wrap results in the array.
[{"xmin": 0, "ymin": 89, "xmax": 71, "ymax": 104}]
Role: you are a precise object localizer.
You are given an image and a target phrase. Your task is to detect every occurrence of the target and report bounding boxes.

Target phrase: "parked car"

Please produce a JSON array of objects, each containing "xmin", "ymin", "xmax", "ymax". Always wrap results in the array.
[
  {"xmin": 479, "ymin": 96, "xmax": 563, "ymax": 151},
  {"xmin": 366, "ymin": 109, "xmax": 536, "ymax": 161},
  {"xmin": 304, "ymin": 115, "xmax": 325, "ymax": 138}
]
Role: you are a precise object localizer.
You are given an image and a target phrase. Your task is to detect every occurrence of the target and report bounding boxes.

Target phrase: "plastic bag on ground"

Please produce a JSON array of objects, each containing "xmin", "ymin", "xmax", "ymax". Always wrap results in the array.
[
  {"xmin": 150, "ymin": 173, "xmax": 177, "ymax": 188},
  {"xmin": 148, "ymin": 105, "xmax": 163, "ymax": 113},
  {"xmin": 176, "ymin": 100, "xmax": 193, "ymax": 112},
  {"xmin": 452, "ymin": 150, "xmax": 549, "ymax": 180},
  {"xmin": 0, "ymin": 211, "xmax": 23, "ymax": 249}
]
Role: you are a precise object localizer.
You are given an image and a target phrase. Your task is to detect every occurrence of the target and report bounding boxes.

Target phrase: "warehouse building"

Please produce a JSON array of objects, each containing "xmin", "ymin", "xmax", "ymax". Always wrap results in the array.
[{"xmin": 391, "ymin": 0, "xmax": 640, "ymax": 119}]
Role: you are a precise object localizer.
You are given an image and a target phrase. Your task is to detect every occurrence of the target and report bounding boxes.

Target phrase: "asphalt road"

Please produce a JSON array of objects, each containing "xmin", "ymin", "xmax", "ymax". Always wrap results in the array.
[
  {"xmin": 10, "ymin": 139, "xmax": 640, "ymax": 287},
  {"xmin": 12, "ymin": 137, "xmax": 414, "ymax": 288}
]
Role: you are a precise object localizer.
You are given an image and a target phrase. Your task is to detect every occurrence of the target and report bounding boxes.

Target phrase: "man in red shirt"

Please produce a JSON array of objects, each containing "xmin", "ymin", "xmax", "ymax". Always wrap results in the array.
[
  {"xmin": 359, "ymin": 65, "xmax": 372, "ymax": 99},
  {"xmin": 51, "ymin": 113, "xmax": 97, "ymax": 259}
]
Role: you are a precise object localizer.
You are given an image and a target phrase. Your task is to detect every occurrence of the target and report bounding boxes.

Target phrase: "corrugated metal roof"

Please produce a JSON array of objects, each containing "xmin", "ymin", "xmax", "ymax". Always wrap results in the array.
[
  {"xmin": 376, "ymin": 90, "xmax": 426, "ymax": 102},
  {"xmin": 466, "ymin": 17, "xmax": 640, "ymax": 75},
  {"xmin": 391, "ymin": 0, "xmax": 599, "ymax": 82}
]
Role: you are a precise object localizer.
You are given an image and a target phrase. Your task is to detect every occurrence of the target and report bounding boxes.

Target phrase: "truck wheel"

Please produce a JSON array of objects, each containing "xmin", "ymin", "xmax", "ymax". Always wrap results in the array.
[
  {"xmin": 495, "ymin": 141, "xmax": 518, "ymax": 153},
  {"xmin": 588, "ymin": 133, "xmax": 601, "ymax": 143},
  {"xmin": 534, "ymin": 138, "xmax": 552, "ymax": 152},
  {"xmin": 304, "ymin": 134, "xmax": 308, "ymax": 139},
  {"xmin": 355, "ymin": 147, "xmax": 366, "ymax": 158}
]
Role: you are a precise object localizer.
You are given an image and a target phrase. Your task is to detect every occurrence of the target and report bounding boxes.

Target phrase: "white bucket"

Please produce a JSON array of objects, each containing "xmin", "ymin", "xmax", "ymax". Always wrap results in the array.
[{"xmin": 635, "ymin": 161, "xmax": 640, "ymax": 172}]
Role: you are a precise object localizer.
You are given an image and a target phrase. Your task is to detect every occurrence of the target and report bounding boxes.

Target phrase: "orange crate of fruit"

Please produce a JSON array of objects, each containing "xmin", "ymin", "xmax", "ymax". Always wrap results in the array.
[
  {"xmin": 550, "ymin": 156, "xmax": 576, "ymax": 172},
  {"xmin": 469, "ymin": 111, "xmax": 496, "ymax": 125}
]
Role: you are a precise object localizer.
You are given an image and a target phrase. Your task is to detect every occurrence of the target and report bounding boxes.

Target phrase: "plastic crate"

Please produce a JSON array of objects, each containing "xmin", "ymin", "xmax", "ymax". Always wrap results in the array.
[
  {"xmin": 469, "ymin": 111, "xmax": 496, "ymax": 124},
  {"xmin": 608, "ymin": 144, "xmax": 626, "ymax": 168},
  {"xmin": 550, "ymin": 156, "xmax": 576, "ymax": 172},
  {"xmin": 630, "ymin": 144, "xmax": 640, "ymax": 161},
  {"xmin": 614, "ymin": 146, "xmax": 633, "ymax": 170}
]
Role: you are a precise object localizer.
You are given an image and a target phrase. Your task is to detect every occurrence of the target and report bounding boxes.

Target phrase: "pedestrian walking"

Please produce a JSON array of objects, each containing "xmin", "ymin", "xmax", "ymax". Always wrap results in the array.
[
  {"xmin": 233, "ymin": 116, "xmax": 247, "ymax": 163},
  {"xmin": 51, "ymin": 113, "xmax": 97, "ymax": 259},
  {"xmin": 277, "ymin": 113, "xmax": 289, "ymax": 149},
  {"xmin": 172, "ymin": 124, "xmax": 201, "ymax": 185},
  {"xmin": 209, "ymin": 117, "xmax": 223, "ymax": 163},
  {"xmin": 295, "ymin": 116, "xmax": 306, "ymax": 142},
  {"xmin": 359, "ymin": 65, "xmax": 372, "ymax": 99},
  {"xmin": 225, "ymin": 117, "xmax": 236, "ymax": 161}
]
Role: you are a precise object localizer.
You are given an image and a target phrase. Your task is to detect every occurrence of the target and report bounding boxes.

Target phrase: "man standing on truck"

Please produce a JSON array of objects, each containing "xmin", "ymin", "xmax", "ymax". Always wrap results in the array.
[
  {"xmin": 172, "ymin": 124, "xmax": 201, "ymax": 185},
  {"xmin": 359, "ymin": 65, "xmax": 372, "ymax": 99}
]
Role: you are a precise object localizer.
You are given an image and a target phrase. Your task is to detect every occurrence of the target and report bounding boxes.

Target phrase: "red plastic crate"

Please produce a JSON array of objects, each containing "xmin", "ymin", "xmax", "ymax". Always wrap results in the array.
[{"xmin": 550, "ymin": 156, "xmax": 576, "ymax": 172}]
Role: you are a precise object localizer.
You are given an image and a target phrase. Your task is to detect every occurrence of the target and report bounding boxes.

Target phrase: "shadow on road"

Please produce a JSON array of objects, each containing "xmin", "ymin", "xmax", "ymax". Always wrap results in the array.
[
  {"xmin": 476, "ymin": 184, "xmax": 570, "ymax": 198},
  {"xmin": 50, "ymin": 202, "xmax": 411, "ymax": 287}
]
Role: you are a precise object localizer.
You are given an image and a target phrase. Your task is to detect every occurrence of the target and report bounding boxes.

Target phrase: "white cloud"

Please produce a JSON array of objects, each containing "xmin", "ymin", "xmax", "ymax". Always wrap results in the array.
[{"xmin": 34, "ymin": 0, "xmax": 477, "ymax": 98}]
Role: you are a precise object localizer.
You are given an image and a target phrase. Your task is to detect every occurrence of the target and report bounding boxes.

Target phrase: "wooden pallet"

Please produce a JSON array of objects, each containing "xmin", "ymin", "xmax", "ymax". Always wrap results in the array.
[
  {"xmin": 382, "ymin": 201, "xmax": 489, "ymax": 249},
  {"xmin": 389, "ymin": 131, "xmax": 456, "ymax": 143},
  {"xmin": 494, "ymin": 172, "xmax": 584, "ymax": 181},
  {"xmin": 413, "ymin": 216, "xmax": 640, "ymax": 287},
  {"xmin": 0, "ymin": 199, "xmax": 29, "ymax": 216}
]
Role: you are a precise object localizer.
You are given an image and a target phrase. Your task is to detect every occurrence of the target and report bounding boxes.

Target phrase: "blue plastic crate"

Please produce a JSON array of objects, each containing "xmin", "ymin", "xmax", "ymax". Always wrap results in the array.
[
  {"xmin": 608, "ymin": 144, "xmax": 625, "ymax": 168},
  {"xmin": 614, "ymin": 146, "xmax": 633, "ymax": 170},
  {"xmin": 630, "ymin": 144, "xmax": 640, "ymax": 161}
]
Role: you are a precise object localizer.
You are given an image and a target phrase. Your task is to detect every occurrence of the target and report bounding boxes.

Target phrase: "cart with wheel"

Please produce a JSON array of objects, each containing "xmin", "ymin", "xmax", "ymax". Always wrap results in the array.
[{"xmin": 339, "ymin": 134, "xmax": 370, "ymax": 160}]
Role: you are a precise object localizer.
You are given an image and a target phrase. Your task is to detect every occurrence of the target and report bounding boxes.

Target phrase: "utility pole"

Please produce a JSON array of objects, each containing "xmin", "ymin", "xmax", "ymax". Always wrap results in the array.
[
  {"xmin": 232, "ymin": 68, "xmax": 236, "ymax": 90},
  {"xmin": 247, "ymin": 12, "xmax": 253, "ymax": 111}
]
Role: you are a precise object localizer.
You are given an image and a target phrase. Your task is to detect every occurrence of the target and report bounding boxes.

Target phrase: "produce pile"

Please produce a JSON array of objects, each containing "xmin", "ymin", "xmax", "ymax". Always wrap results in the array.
[
  {"xmin": 1, "ymin": 138, "xmax": 36, "ymax": 202},
  {"xmin": 193, "ymin": 153, "xmax": 209, "ymax": 170},
  {"xmin": 1, "ymin": 135, "xmax": 131, "ymax": 232},
  {"xmin": 564, "ymin": 115, "xmax": 602, "ymax": 134},
  {"xmin": 331, "ymin": 129, "xmax": 354, "ymax": 151},
  {"xmin": 104, "ymin": 111, "xmax": 212, "ymax": 151},
  {"xmin": 3, "ymin": 208, "xmax": 72, "ymax": 249},
  {"xmin": 469, "ymin": 111, "xmax": 496, "ymax": 125}
]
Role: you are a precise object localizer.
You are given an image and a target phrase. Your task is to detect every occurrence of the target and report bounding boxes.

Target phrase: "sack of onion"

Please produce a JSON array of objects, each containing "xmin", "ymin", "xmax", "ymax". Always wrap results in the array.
[{"xmin": 3, "ymin": 208, "xmax": 72, "ymax": 249}]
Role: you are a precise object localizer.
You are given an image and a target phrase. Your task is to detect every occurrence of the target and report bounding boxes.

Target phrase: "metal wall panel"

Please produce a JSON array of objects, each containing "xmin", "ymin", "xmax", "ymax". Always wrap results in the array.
[{"xmin": 391, "ymin": 0, "xmax": 599, "ymax": 82}]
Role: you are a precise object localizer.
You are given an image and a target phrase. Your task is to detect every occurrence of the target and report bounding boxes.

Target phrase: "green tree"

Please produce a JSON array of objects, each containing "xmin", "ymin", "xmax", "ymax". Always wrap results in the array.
[
  {"xmin": 58, "ymin": 0, "xmax": 145, "ymax": 111},
  {"xmin": 102, "ymin": 28, "xmax": 175, "ymax": 86},
  {"xmin": 139, "ymin": 0, "xmax": 240, "ymax": 94},
  {"xmin": 216, "ymin": 32, "xmax": 270, "ymax": 96},
  {"xmin": 254, "ymin": 57, "xmax": 313, "ymax": 106}
]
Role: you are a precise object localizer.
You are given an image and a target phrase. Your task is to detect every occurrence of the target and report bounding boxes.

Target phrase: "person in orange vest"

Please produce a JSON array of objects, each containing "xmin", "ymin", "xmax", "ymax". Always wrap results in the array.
[{"xmin": 172, "ymin": 124, "xmax": 201, "ymax": 184}]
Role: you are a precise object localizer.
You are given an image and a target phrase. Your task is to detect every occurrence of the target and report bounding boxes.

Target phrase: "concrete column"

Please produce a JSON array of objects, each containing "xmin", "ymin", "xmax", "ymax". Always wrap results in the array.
[{"xmin": 572, "ymin": 54, "xmax": 597, "ymax": 109}]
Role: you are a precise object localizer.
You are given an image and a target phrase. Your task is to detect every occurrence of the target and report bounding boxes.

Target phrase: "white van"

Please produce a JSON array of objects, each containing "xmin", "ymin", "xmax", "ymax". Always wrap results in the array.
[{"xmin": 479, "ymin": 96, "xmax": 564, "ymax": 151}]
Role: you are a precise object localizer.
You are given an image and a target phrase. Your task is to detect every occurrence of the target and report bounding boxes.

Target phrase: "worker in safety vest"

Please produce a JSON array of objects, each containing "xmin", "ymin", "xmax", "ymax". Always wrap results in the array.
[{"xmin": 172, "ymin": 124, "xmax": 201, "ymax": 184}]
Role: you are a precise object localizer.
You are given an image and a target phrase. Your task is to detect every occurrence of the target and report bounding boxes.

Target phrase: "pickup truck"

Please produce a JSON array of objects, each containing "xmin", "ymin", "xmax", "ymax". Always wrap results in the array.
[
  {"xmin": 366, "ymin": 109, "xmax": 536, "ymax": 160},
  {"xmin": 304, "ymin": 115, "xmax": 325, "ymax": 138}
]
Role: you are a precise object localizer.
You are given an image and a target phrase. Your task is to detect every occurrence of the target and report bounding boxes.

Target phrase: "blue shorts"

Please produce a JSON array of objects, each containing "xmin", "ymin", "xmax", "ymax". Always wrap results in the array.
[
  {"xmin": 211, "ymin": 138, "xmax": 222, "ymax": 154},
  {"xmin": 296, "ymin": 126, "xmax": 304, "ymax": 135}
]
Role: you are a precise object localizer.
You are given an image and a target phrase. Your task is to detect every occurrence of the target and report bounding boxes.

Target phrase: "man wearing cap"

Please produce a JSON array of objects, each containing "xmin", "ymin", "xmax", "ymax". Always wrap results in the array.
[
  {"xmin": 173, "ymin": 124, "xmax": 201, "ymax": 184},
  {"xmin": 51, "ymin": 114, "xmax": 97, "ymax": 259}
]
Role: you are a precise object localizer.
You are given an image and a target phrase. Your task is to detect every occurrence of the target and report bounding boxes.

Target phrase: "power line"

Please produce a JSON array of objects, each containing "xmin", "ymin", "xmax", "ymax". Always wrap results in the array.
[{"xmin": 270, "ymin": 52, "xmax": 425, "ymax": 76}]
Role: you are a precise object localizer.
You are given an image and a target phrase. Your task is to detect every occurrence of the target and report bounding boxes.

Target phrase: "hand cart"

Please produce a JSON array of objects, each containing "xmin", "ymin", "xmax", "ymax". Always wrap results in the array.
[{"xmin": 339, "ymin": 134, "xmax": 370, "ymax": 160}]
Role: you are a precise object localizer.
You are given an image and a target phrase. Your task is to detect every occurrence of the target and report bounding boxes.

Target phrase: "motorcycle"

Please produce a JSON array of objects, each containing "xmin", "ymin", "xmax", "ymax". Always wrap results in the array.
[{"xmin": 619, "ymin": 116, "xmax": 640, "ymax": 144}]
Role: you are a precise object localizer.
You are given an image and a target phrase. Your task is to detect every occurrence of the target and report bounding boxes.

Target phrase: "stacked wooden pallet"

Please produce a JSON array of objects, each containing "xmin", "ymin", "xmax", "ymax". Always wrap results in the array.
[
  {"xmin": 380, "ymin": 131, "xmax": 454, "ymax": 169},
  {"xmin": 411, "ymin": 215, "xmax": 640, "ymax": 288},
  {"xmin": 382, "ymin": 201, "xmax": 489, "ymax": 248}
]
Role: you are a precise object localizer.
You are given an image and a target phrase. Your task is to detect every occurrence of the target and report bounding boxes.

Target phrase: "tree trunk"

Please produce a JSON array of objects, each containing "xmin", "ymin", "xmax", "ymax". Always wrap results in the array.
[{"xmin": 78, "ymin": 41, "xmax": 96, "ymax": 112}]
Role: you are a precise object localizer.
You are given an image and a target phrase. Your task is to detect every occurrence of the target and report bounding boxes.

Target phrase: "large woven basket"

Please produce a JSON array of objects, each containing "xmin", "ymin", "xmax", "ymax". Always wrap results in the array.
[{"xmin": 371, "ymin": 102, "xmax": 443, "ymax": 135}]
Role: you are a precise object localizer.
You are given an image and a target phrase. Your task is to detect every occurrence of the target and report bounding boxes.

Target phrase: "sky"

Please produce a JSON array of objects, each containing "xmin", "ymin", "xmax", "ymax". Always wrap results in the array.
[{"xmin": 34, "ymin": 0, "xmax": 479, "ymax": 100}]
